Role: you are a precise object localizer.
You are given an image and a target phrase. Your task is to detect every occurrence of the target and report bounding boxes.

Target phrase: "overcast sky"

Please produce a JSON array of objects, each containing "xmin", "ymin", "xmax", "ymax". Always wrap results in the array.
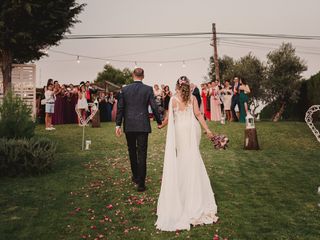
[{"xmin": 36, "ymin": 0, "xmax": 320, "ymax": 89}]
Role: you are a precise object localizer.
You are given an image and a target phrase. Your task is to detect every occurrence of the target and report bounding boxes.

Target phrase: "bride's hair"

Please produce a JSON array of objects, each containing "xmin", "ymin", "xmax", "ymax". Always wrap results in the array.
[{"xmin": 176, "ymin": 76, "xmax": 191, "ymax": 103}]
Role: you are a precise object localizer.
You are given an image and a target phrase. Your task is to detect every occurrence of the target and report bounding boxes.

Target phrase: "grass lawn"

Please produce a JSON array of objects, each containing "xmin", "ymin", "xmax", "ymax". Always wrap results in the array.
[{"xmin": 0, "ymin": 121, "xmax": 320, "ymax": 240}]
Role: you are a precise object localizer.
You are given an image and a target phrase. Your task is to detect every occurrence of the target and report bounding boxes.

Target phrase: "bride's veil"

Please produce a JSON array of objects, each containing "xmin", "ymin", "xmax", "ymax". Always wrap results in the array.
[{"xmin": 156, "ymin": 97, "xmax": 183, "ymax": 224}]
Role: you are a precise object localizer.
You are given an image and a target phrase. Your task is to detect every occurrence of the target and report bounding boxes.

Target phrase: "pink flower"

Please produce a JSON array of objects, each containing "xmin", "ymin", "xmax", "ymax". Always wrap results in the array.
[
  {"xmin": 106, "ymin": 204, "xmax": 113, "ymax": 210},
  {"xmin": 213, "ymin": 234, "xmax": 219, "ymax": 240}
]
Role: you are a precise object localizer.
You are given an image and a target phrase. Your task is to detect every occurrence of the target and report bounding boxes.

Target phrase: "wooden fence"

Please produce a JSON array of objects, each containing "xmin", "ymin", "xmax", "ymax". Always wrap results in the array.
[{"xmin": 0, "ymin": 64, "xmax": 36, "ymax": 117}]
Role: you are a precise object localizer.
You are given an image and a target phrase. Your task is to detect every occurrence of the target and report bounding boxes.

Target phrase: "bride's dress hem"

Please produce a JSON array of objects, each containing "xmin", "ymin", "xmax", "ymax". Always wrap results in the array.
[{"xmin": 155, "ymin": 211, "xmax": 219, "ymax": 232}]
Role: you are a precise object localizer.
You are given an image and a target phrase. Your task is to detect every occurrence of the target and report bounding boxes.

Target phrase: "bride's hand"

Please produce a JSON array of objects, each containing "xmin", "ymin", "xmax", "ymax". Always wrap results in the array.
[{"xmin": 205, "ymin": 129, "xmax": 214, "ymax": 139}]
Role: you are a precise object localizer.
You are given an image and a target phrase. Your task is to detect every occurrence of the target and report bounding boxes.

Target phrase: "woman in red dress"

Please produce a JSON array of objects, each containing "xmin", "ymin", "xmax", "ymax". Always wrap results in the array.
[{"xmin": 201, "ymin": 83, "xmax": 211, "ymax": 120}]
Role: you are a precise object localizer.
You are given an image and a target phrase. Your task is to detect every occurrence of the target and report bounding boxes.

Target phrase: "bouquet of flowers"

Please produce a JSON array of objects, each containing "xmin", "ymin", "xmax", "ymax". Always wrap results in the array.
[{"xmin": 210, "ymin": 134, "xmax": 229, "ymax": 150}]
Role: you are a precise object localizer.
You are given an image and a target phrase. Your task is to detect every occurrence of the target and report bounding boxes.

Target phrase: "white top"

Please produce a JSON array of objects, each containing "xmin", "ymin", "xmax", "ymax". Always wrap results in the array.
[{"xmin": 45, "ymin": 90, "xmax": 55, "ymax": 104}]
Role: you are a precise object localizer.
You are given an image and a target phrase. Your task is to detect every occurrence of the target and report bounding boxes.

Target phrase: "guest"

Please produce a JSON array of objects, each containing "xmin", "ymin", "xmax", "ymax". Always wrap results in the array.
[
  {"xmin": 162, "ymin": 85, "xmax": 172, "ymax": 117},
  {"xmin": 153, "ymin": 84, "xmax": 162, "ymax": 97},
  {"xmin": 38, "ymin": 86, "xmax": 46, "ymax": 124},
  {"xmin": 106, "ymin": 92, "xmax": 115, "ymax": 122},
  {"xmin": 98, "ymin": 92, "xmax": 108, "ymax": 122},
  {"xmin": 77, "ymin": 84, "xmax": 88, "ymax": 125},
  {"xmin": 221, "ymin": 80, "xmax": 233, "ymax": 121},
  {"xmin": 52, "ymin": 81, "xmax": 64, "ymax": 125},
  {"xmin": 111, "ymin": 92, "xmax": 118, "ymax": 122},
  {"xmin": 70, "ymin": 84, "xmax": 79, "ymax": 123},
  {"xmin": 191, "ymin": 83, "xmax": 201, "ymax": 108},
  {"xmin": 153, "ymin": 84, "xmax": 164, "ymax": 120},
  {"xmin": 231, "ymin": 77, "xmax": 240, "ymax": 122},
  {"xmin": 239, "ymin": 78, "xmax": 251, "ymax": 123},
  {"xmin": 210, "ymin": 81, "xmax": 222, "ymax": 121},
  {"xmin": 200, "ymin": 84, "xmax": 210, "ymax": 120},
  {"xmin": 47, "ymin": 78, "xmax": 53, "ymax": 88},
  {"xmin": 160, "ymin": 84, "xmax": 165, "ymax": 92},
  {"xmin": 85, "ymin": 81, "xmax": 97, "ymax": 103},
  {"xmin": 44, "ymin": 83, "xmax": 55, "ymax": 130},
  {"xmin": 64, "ymin": 84, "xmax": 77, "ymax": 124},
  {"xmin": 206, "ymin": 83, "xmax": 211, "ymax": 120},
  {"xmin": 216, "ymin": 80, "xmax": 224, "ymax": 115}
]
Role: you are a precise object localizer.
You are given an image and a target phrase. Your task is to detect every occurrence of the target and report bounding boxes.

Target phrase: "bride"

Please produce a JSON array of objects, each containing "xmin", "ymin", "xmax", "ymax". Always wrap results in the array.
[{"xmin": 155, "ymin": 76, "xmax": 219, "ymax": 231}]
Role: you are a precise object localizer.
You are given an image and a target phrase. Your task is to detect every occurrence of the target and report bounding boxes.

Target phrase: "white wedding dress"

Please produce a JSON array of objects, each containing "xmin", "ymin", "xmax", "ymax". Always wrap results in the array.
[{"xmin": 155, "ymin": 95, "xmax": 218, "ymax": 231}]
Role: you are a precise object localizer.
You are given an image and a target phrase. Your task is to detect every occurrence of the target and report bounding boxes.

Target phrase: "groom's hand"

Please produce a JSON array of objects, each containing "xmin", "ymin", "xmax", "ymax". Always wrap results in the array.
[
  {"xmin": 157, "ymin": 121, "xmax": 163, "ymax": 129},
  {"xmin": 115, "ymin": 126, "xmax": 122, "ymax": 137}
]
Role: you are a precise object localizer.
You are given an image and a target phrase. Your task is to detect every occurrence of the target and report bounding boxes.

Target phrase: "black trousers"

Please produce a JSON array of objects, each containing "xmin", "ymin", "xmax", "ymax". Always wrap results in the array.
[
  {"xmin": 231, "ymin": 95, "xmax": 240, "ymax": 121},
  {"xmin": 125, "ymin": 132, "xmax": 149, "ymax": 186}
]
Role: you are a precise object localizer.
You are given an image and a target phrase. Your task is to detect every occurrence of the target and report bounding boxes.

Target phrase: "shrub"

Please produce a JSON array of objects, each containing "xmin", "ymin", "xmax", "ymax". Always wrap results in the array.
[
  {"xmin": 0, "ymin": 138, "xmax": 56, "ymax": 177},
  {"xmin": 0, "ymin": 91, "xmax": 35, "ymax": 139}
]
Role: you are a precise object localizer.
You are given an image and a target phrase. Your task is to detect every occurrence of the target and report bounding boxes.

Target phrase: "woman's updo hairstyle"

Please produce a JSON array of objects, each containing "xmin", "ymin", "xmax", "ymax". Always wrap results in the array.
[{"xmin": 176, "ymin": 76, "xmax": 191, "ymax": 103}]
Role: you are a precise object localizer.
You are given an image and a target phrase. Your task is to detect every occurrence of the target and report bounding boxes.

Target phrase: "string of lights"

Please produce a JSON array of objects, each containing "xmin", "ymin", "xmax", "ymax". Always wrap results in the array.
[{"xmin": 43, "ymin": 31, "xmax": 320, "ymax": 66}]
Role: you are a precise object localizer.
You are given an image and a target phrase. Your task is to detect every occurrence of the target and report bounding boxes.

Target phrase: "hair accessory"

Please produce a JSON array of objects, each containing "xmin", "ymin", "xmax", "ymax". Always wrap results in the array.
[{"xmin": 178, "ymin": 76, "xmax": 189, "ymax": 86}]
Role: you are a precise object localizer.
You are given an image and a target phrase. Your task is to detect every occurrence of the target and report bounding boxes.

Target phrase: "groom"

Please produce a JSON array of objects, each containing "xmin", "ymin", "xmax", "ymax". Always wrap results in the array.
[{"xmin": 115, "ymin": 68, "xmax": 162, "ymax": 192}]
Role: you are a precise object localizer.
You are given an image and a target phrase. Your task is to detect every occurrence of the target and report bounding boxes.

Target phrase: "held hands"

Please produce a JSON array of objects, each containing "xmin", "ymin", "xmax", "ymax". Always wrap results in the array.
[
  {"xmin": 157, "ymin": 122, "xmax": 164, "ymax": 129},
  {"xmin": 115, "ymin": 127, "xmax": 122, "ymax": 137}
]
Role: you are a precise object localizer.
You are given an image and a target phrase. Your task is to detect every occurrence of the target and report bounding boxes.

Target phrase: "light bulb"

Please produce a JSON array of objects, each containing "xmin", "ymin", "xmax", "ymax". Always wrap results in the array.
[
  {"xmin": 182, "ymin": 61, "xmax": 186, "ymax": 68},
  {"xmin": 159, "ymin": 63, "xmax": 162, "ymax": 67},
  {"xmin": 77, "ymin": 56, "xmax": 80, "ymax": 64}
]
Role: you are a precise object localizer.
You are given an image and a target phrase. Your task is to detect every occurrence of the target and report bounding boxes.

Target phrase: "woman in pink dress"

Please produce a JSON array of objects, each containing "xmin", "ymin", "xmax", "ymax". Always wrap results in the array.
[{"xmin": 210, "ymin": 81, "xmax": 221, "ymax": 122}]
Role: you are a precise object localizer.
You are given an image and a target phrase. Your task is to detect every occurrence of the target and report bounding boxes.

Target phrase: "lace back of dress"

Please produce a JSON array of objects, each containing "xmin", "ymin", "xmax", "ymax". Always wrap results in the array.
[{"xmin": 172, "ymin": 95, "xmax": 192, "ymax": 113}]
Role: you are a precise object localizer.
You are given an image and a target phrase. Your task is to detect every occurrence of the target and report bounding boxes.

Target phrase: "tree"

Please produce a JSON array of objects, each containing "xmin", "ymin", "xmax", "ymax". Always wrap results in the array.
[
  {"xmin": 0, "ymin": 1, "xmax": 85, "ymax": 93},
  {"xmin": 208, "ymin": 53, "xmax": 265, "ymax": 116},
  {"xmin": 265, "ymin": 43, "xmax": 307, "ymax": 121},
  {"xmin": 209, "ymin": 55, "xmax": 235, "ymax": 82},
  {"xmin": 307, "ymin": 71, "xmax": 320, "ymax": 106},
  {"xmin": 95, "ymin": 64, "xmax": 133, "ymax": 87},
  {"xmin": 233, "ymin": 53, "xmax": 266, "ymax": 115}
]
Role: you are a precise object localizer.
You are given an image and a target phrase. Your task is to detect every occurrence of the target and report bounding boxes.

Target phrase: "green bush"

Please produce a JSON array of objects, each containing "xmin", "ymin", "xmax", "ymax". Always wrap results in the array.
[
  {"xmin": 0, "ymin": 138, "xmax": 56, "ymax": 177},
  {"xmin": 0, "ymin": 91, "xmax": 35, "ymax": 139}
]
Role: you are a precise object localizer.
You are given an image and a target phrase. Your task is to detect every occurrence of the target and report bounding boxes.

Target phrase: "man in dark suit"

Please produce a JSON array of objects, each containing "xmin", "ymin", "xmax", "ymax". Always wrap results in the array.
[
  {"xmin": 115, "ymin": 68, "xmax": 162, "ymax": 192},
  {"xmin": 191, "ymin": 83, "xmax": 201, "ymax": 108}
]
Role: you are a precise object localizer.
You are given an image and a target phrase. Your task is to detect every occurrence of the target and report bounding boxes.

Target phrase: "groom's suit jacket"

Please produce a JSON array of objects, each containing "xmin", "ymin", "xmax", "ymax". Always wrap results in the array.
[{"xmin": 116, "ymin": 81, "xmax": 162, "ymax": 133}]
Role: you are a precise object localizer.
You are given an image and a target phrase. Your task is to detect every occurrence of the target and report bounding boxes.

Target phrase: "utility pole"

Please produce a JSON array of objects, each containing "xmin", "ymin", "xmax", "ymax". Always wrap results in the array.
[{"xmin": 211, "ymin": 23, "xmax": 220, "ymax": 83}]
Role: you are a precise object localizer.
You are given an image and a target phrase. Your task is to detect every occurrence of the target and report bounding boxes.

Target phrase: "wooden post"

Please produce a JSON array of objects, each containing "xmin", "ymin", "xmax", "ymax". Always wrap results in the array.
[
  {"xmin": 244, "ymin": 128, "xmax": 260, "ymax": 150},
  {"xmin": 211, "ymin": 23, "xmax": 220, "ymax": 83}
]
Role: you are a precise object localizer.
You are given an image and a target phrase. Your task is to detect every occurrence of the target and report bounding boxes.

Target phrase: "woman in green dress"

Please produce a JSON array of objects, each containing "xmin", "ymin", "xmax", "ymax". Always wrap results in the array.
[{"xmin": 239, "ymin": 78, "xmax": 251, "ymax": 123}]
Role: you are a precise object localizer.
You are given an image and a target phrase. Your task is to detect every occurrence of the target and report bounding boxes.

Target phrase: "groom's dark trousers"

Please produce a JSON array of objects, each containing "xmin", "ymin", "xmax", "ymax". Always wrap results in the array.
[
  {"xmin": 116, "ymin": 81, "xmax": 161, "ymax": 188},
  {"xmin": 125, "ymin": 132, "xmax": 148, "ymax": 184}
]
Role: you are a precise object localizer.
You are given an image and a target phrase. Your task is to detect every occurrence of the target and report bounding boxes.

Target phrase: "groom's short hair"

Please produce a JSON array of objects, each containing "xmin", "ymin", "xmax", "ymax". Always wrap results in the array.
[{"xmin": 133, "ymin": 68, "xmax": 144, "ymax": 78}]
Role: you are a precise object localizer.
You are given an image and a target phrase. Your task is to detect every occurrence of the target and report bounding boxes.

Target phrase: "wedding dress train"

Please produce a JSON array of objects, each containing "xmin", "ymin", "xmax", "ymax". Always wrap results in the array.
[{"xmin": 155, "ymin": 96, "xmax": 218, "ymax": 231}]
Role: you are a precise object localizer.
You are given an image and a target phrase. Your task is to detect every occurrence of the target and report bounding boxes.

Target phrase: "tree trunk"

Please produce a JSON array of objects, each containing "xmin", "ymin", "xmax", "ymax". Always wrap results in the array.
[
  {"xmin": 244, "ymin": 128, "xmax": 260, "ymax": 150},
  {"xmin": 272, "ymin": 102, "xmax": 286, "ymax": 122},
  {"xmin": 0, "ymin": 49, "xmax": 13, "ymax": 94}
]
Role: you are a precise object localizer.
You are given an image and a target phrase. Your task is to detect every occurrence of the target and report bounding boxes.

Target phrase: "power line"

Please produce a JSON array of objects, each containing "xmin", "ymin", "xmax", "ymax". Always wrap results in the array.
[
  {"xmin": 219, "ymin": 40, "xmax": 320, "ymax": 56},
  {"xmin": 64, "ymin": 31, "xmax": 320, "ymax": 40}
]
